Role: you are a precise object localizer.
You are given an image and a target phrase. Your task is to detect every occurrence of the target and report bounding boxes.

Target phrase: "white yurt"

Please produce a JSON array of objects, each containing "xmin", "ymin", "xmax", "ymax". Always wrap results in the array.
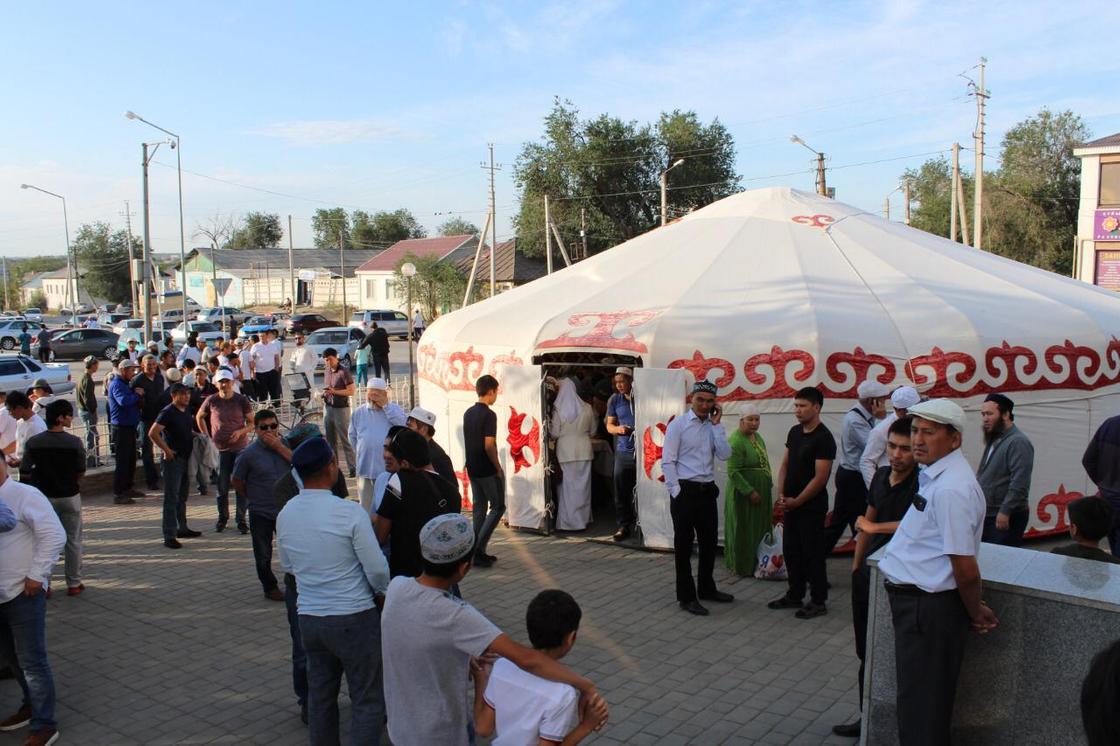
[{"xmin": 417, "ymin": 187, "xmax": 1120, "ymax": 550}]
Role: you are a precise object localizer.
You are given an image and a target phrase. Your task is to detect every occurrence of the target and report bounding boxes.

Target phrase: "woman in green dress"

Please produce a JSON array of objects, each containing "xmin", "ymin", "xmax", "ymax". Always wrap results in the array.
[{"xmin": 725, "ymin": 404, "xmax": 773, "ymax": 575}]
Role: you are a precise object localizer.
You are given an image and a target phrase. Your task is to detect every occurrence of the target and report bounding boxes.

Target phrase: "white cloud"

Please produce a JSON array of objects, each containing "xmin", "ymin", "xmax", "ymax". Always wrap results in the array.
[{"xmin": 248, "ymin": 119, "xmax": 401, "ymax": 146}]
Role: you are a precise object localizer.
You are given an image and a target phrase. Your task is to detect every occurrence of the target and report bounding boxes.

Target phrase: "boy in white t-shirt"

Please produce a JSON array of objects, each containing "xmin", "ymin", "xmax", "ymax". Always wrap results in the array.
[
  {"xmin": 474, "ymin": 590, "xmax": 608, "ymax": 746},
  {"xmin": 380, "ymin": 514, "xmax": 607, "ymax": 746}
]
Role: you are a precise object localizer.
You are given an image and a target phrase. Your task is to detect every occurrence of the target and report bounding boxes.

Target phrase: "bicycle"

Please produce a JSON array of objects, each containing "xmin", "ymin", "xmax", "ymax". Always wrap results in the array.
[{"xmin": 251, "ymin": 373, "xmax": 324, "ymax": 434}]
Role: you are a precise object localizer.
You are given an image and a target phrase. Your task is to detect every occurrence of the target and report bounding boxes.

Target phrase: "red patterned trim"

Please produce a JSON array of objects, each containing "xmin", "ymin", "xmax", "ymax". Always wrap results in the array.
[
  {"xmin": 1023, "ymin": 484, "xmax": 1083, "ymax": 538},
  {"xmin": 506, "ymin": 407, "xmax": 541, "ymax": 473},
  {"xmin": 536, "ymin": 310, "xmax": 662, "ymax": 353},
  {"xmin": 418, "ymin": 344, "xmax": 524, "ymax": 392}
]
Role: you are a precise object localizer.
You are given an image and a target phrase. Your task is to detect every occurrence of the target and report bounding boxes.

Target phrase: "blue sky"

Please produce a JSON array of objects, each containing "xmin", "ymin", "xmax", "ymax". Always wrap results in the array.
[{"xmin": 3, "ymin": 0, "xmax": 1118, "ymax": 259}]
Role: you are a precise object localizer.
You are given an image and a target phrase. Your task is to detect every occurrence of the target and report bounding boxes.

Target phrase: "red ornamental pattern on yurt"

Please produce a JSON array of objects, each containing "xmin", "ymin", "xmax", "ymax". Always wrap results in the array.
[
  {"xmin": 416, "ymin": 344, "xmax": 525, "ymax": 392},
  {"xmin": 506, "ymin": 408, "xmax": 541, "ymax": 473},
  {"xmin": 1024, "ymin": 484, "xmax": 1084, "ymax": 538},
  {"xmin": 642, "ymin": 416, "xmax": 676, "ymax": 482}
]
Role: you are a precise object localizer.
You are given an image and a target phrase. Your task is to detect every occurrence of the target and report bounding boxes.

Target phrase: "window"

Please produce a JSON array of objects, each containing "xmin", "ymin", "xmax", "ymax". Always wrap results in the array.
[
  {"xmin": 384, "ymin": 280, "xmax": 392, "ymax": 299},
  {"xmin": 1101, "ymin": 160, "xmax": 1120, "ymax": 207},
  {"xmin": 23, "ymin": 360, "xmax": 41, "ymax": 372},
  {"xmin": 365, "ymin": 279, "xmax": 374, "ymax": 298},
  {"xmin": 0, "ymin": 360, "xmax": 23, "ymax": 376}
]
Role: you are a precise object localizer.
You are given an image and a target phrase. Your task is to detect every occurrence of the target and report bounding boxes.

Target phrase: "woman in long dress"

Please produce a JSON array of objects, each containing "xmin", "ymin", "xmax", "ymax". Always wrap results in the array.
[
  {"xmin": 549, "ymin": 378, "xmax": 597, "ymax": 530},
  {"xmin": 725, "ymin": 404, "xmax": 773, "ymax": 575}
]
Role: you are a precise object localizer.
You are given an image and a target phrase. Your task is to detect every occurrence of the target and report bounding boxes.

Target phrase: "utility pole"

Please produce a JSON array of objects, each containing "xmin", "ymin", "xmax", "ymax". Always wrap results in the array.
[
  {"xmin": 1, "ymin": 256, "xmax": 9, "ymax": 309},
  {"xmin": 544, "ymin": 194, "xmax": 554, "ymax": 275},
  {"xmin": 122, "ymin": 201, "xmax": 139, "ymax": 311},
  {"xmin": 971, "ymin": 57, "xmax": 988, "ymax": 250},
  {"xmin": 903, "ymin": 179, "xmax": 911, "ymax": 225},
  {"xmin": 141, "ymin": 142, "xmax": 154, "ymax": 344},
  {"xmin": 816, "ymin": 152, "xmax": 828, "ymax": 197},
  {"xmin": 950, "ymin": 143, "xmax": 960, "ymax": 242},
  {"xmin": 580, "ymin": 207, "xmax": 588, "ymax": 261},
  {"xmin": 288, "ymin": 214, "xmax": 295, "ymax": 308},
  {"xmin": 338, "ymin": 233, "xmax": 347, "ymax": 322},
  {"xmin": 956, "ymin": 165, "xmax": 971, "ymax": 247},
  {"xmin": 882, "ymin": 198, "xmax": 890, "ymax": 220},
  {"xmin": 479, "ymin": 144, "xmax": 501, "ymax": 297}
]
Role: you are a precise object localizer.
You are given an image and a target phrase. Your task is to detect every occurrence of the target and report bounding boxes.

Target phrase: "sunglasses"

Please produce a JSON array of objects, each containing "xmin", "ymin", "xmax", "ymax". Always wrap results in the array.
[{"xmin": 258, "ymin": 423, "xmax": 279, "ymax": 431}]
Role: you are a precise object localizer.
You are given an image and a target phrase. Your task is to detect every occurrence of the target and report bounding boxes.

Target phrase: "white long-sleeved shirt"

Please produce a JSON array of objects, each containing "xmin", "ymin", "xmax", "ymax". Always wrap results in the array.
[
  {"xmin": 177, "ymin": 345, "xmax": 202, "ymax": 366},
  {"xmin": 0, "ymin": 408, "xmax": 18, "ymax": 452},
  {"xmin": 859, "ymin": 412, "xmax": 899, "ymax": 488},
  {"xmin": 15, "ymin": 414, "xmax": 47, "ymax": 460},
  {"xmin": 839, "ymin": 402, "xmax": 877, "ymax": 471},
  {"xmin": 0, "ymin": 476, "xmax": 66, "ymax": 602},
  {"xmin": 349, "ymin": 402, "xmax": 408, "ymax": 478},
  {"xmin": 661, "ymin": 409, "xmax": 732, "ymax": 498},
  {"xmin": 288, "ymin": 345, "xmax": 317, "ymax": 376}
]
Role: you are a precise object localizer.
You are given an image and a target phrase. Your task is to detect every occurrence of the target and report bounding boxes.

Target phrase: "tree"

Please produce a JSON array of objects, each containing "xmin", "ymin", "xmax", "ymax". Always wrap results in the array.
[
  {"xmin": 391, "ymin": 253, "xmax": 465, "ymax": 318},
  {"xmin": 27, "ymin": 290, "xmax": 47, "ymax": 311},
  {"xmin": 72, "ymin": 222, "xmax": 136, "ymax": 304},
  {"xmin": 900, "ymin": 108, "xmax": 1087, "ymax": 275},
  {"xmin": 2, "ymin": 257, "xmax": 66, "ymax": 311},
  {"xmin": 312, "ymin": 208, "xmax": 350, "ymax": 249},
  {"xmin": 228, "ymin": 212, "xmax": 283, "ymax": 249},
  {"xmin": 513, "ymin": 99, "xmax": 741, "ymax": 257},
  {"xmin": 194, "ymin": 212, "xmax": 235, "ymax": 252},
  {"xmin": 353, "ymin": 209, "xmax": 426, "ymax": 249},
  {"xmin": 437, "ymin": 217, "xmax": 480, "ymax": 236}
]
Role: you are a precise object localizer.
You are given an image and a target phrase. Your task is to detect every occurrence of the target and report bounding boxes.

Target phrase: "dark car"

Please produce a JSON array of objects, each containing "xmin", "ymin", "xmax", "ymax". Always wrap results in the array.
[
  {"xmin": 285, "ymin": 313, "xmax": 338, "ymax": 335},
  {"xmin": 33, "ymin": 328, "xmax": 120, "ymax": 361}
]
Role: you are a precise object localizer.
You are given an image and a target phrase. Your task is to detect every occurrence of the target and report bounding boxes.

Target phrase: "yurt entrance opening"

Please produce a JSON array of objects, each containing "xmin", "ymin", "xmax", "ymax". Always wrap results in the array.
[{"xmin": 534, "ymin": 352, "xmax": 643, "ymax": 541}]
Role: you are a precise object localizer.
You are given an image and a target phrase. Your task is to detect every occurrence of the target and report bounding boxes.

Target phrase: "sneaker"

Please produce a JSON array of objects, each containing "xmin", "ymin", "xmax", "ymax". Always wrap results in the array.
[
  {"xmin": 197, "ymin": 487, "xmax": 208, "ymax": 496},
  {"xmin": 126, "ymin": 489, "xmax": 146, "ymax": 498},
  {"xmin": 67, "ymin": 584, "xmax": 85, "ymax": 597},
  {"xmin": 795, "ymin": 601, "xmax": 828, "ymax": 619},
  {"xmin": 23, "ymin": 727, "xmax": 60, "ymax": 745},
  {"xmin": 0, "ymin": 704, "xmax": 30, "ymax": 731},
  {"xmin": 164, "ymin": 538, "xmax": 183, "ymax": 549}
]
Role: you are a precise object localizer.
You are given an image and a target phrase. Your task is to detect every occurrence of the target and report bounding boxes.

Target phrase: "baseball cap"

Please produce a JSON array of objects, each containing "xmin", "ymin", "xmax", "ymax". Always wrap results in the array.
[
  {"xmin": 214, "ymin": 369, "xmax": 234, "ymax": 382},
  {"xmin": 118, "ymin": 358, "xmax": 139, "ymax": 370}
]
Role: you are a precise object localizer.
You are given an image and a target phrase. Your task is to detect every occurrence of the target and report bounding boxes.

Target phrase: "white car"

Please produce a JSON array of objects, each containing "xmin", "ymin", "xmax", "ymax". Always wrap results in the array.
[
  {"xmin": 348, "ymin": 309, "xmax": 410, "ymax": 339},
  {"xmin": 170, "ymin": 321, "xmax": 224, "ymax": 345},
  {"xmin": 0, "ymin": 354, "xmax": 74, "ymax": 396},
  {"xmin": 0, "ymin": 320, "xmax": 47, "ymax": 350},
  {"xmin": 305, "ymin": 326, "xmax": 366, "ymax": 369},
  {"xmin": 22, "ymin": 308, "xmax": 43, "ymax": 322},
  {"xmin": 113, "ymin": 318, "xmax": 145, "ymax": 335}
]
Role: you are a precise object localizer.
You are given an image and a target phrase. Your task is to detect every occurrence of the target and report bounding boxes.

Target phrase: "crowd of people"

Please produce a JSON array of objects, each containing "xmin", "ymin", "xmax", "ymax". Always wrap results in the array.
[{"xmin": 2, "ymin": 333, "xmax": 1120, "ymax": 745}]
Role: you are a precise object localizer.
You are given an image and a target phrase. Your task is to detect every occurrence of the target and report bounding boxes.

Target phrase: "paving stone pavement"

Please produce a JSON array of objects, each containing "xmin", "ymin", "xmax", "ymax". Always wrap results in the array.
[{"xmin": 0, "ymin": 491, "xmax": 864, "ymax": 745}]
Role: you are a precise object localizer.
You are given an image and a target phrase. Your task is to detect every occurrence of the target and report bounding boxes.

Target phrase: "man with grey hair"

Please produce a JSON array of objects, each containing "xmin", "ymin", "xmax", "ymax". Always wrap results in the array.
[
  {"xmin": 860, "ymin": 385, "xmax": 921, "ymax": 487},
  {"xmin": 823, "ymin": 379, "xmax": 888, "ymax": 554}
]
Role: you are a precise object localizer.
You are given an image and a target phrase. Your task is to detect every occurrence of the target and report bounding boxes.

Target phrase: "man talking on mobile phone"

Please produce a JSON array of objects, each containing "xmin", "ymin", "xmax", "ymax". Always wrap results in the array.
[{"xmin": 661, "ymin": 380, "xmax": 733, "ymax": 616}]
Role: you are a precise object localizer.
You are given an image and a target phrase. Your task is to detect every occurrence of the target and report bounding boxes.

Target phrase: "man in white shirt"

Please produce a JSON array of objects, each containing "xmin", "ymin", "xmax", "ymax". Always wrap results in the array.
[
  {"xmin": 0, "ymin": 391, "xmax": 19, "ymax": 462},
  {"xmin": 348, "ymin": 379, "xmax": 408, "ymax": 511},
  {"xmin": 83, "ymin": 316, "xmax": 99, "ymax": 329},
  {"xmin": 412, "ymin": 309, "xmax": 425, "ymax": 338},
  {"xmin": 823, "ymin": 379, "xmax": 887, "ymax": 554},
  {"xmin": 287, "ymin": 332, "xmax": 317, "ymax": 388},
  {"xmin": 251, "ymin": 329, "xmax": 283, "ymax": 404},
  {"xmin": 0, "ymin": 457, "xmax": 66, "ymax": 744},
  {"xmin": 177, "ymin": 333, "xmax": 202, "ymax": 367},
  {"xmin": 661, "ymin": 380, "xmax": 732, "ymax": 616},
  {"xmin": 860, "ymin": 385, "xmax": 921, "ymax": 487},
  {"xmin": 6, "ymin": 392, "xmax": 47, "ymax": 476},
  {"xmin": 878, "ymin": 399, "xmax": 999, "ymax": 746}
]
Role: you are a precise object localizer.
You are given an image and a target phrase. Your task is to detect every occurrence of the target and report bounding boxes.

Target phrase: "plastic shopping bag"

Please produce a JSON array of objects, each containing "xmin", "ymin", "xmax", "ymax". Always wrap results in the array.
[{"xmin": 754, "ymin": 524, "xmax": 788, "ymax": 581}]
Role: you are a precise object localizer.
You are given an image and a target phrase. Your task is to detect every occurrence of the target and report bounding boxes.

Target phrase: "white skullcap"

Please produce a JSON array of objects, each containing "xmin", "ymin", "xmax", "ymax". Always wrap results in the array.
[
  {"xmin": 890, "ymin": 386, "xmax": 921, "ymax": 410},
  {"xmin": 857, "ymin": 380, "xmax": 890, "ymax": 399},
  {"xmin": 368, "ymin": 377, "xmax": 388, "ymax": 391},
  {"xmin": 740, "ymin": 403, "xmax": 761, "ymax": 417},
  {"xmin": 420, "ymin": 514, "xmax": 476, "ymax": 563}
]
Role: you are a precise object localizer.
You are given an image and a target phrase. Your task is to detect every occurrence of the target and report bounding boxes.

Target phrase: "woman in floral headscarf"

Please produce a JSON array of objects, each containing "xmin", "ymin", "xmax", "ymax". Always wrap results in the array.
[{"xmin": 724, "ymin": 404, "xmax": 773, "ymax": 575}]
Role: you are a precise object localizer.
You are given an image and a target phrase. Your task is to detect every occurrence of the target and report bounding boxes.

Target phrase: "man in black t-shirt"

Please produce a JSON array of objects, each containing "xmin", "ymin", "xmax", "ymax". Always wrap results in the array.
[
  {"xmin": 149, "ymin": 384, "xmax": 202, "ymax": 548},
  {"xmin": 832, "ymin": 416, "xmax": 917, "ymax": 739},
  {"xmin": 769, "ymin": 386, "xmax": 836, "ymax": 619},
  {"xmin": 375, "ymin": 429, "xmax": 461, "ymax": 577},
  {"xmin": 463, "ymin": 375, "xmax": 503, "ymax": 567}
]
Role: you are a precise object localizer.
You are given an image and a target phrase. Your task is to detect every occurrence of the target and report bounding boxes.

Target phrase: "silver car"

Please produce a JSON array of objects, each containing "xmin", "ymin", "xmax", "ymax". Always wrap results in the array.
[
  {"xmin": 305, "ymin": 326, "xmax": 366, "ymax": 369},
  {"xmin": 0, "ymin": 355, "xmax": 74, "ymax": 396},
  {"xmin": 0, "ymin": 320, "xmax": 47, "ymax": 350}
]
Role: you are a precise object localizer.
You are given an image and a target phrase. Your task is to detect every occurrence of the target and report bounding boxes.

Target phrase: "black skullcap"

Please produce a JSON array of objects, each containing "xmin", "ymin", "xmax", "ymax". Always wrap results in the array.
[
  {"xmin": 292, "ymin": 437, "xmax": 334, "ymax": 478},
  {"xmin": 985, "ymin": 393, "xmax": 1014, "ymax": 415},
  {"xmin": 692, "ymin": 380, "xmax": 718, "ymax": 396}
]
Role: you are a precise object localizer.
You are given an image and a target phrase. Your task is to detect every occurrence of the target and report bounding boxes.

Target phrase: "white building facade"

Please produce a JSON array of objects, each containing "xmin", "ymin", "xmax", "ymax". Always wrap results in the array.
[{"xmin": 1073, "ymin": 133, "xmax": 1120, "ymax": 289}]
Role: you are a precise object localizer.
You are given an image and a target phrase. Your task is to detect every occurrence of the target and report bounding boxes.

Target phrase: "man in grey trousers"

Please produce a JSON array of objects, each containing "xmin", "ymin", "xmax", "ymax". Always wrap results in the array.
[
  {"xmin": 321, "ymin": 348, "xmax": 357, "ymax": 478},
  {"xmin": 977, "ymin": 393, "xmax": 1035, "ymax": 547}
]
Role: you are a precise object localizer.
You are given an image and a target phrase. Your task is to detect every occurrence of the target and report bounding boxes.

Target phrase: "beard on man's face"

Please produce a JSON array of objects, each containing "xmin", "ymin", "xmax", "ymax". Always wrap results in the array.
[{"xmin": 983, "ymin": 418, "xmax": 1007, "ymax": 444}]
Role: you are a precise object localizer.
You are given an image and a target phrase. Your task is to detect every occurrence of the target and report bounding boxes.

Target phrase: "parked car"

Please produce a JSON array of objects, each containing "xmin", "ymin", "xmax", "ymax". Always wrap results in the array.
[
  {"xmin": 170, "ymin": 321, "xmax": 224, "ymax": 345},
  {"xmin": 157, "ymin": 291, "xmax": 202, "ymax": 310},
  {"xmin": 32, "ymin": 328, "xmax": 119, "ymax": 361},
  {"xmin": 0, "ymin": 320, "xmax": 46, "ymax": 350},
  {"xmin": 98, "ymin": 312, "xmax": 130, "ymax": 326},
  {"xmin": 114, "ymin": 329, "xmax": 170, "ymax": 359},
  {"xmin": 97, "ymin": 303, "xmax": 118, "ymax": 314},
  {"xmin": 286, "ymin": 313, "xmax": 339, "ymax": 336},
  {"xmin": 0, "ymin": 355, "xmax": 73, "ymax": 396},
  {"xmin": 305, "ymin": 327, "xmax": 365, "ymax": 369},
  {"xmin": 112, "ymin": 318, "xmax": 144, "ymax": 335},
  {"xmin": 116, "ymin": 304, "xmax": 132, "ymax": 316},
  {"xmin": 159, "ymin": 307, "xmax": 200, "ymax": 323},
  {"xmin": 348, "ymin": 309, "xmax": 410, "ymax": 339},
  {"xmin": 237, "ymin": 315, "xmax": 285, "ymax": 340},
  {"xmin": 22, "ymin": 308, "xmax": 43, "ymax": 322},
  {"xmin": 197, "ymin": 306, "xmax": 252, "ymax": 326}
]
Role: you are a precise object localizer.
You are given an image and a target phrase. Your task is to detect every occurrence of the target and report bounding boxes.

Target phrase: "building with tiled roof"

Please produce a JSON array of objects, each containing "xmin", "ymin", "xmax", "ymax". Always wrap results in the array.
[
  {"xmin": 354, "ymin": 235, "xmax": 477, "ymax": 312},
  {"xmin": 1073, "ymin": 133, "xmax": 1120, "ymax": 288}
]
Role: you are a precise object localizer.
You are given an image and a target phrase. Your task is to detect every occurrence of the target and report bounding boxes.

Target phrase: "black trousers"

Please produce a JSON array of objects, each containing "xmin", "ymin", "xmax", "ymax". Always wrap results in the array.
[
  {"xmin": 613, "ymin": 450, "xmax": 637, "ymax": 529},
  {"xmin": 256, "ymin": 370, "xmax": 281, "ymax": 403},
  {"xmin": 250, "ymin": 513, "xmax": 279, "ymax": 593},
  {"xmin": 371, "ymin": 353, "xmax": 390, "ymax": 381},
  {"xmin": 888, "ymin": 585, "xmax": 970, "ymax": 746},
  {"xmin": 670, "ymin": 480, "xmax": 719, "ymax": 603},
  {"xmin": 112, "ymin": 424, "xmax": 137, "ymax": 496},
  {"xmin": 822, "ymin": 467, "xmax": 867, "ymax": 554},
  {"xmin": 784, "ymin": 499, "xmax": 828, "ymax": 604},
  {"xmin": 851, "ymin": 565, "xmax": 871, "ymax": 705}
]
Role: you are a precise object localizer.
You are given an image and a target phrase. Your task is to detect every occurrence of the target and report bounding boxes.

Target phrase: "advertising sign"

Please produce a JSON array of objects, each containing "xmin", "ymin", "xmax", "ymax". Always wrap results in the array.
[
  {"xmin": 1094, "ymin": 209, "xmax": 1120, "ymax": 241},
  {"xmin": 1095, "ymin": 250, "xmax": 1120, "ymax": 291}
]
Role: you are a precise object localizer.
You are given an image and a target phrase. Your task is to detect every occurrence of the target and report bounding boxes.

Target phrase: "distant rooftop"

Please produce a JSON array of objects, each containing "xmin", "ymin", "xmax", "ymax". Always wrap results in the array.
[{"xmin": 1078, "ymin": 132, "xmax": 1120, "ymax": 149}]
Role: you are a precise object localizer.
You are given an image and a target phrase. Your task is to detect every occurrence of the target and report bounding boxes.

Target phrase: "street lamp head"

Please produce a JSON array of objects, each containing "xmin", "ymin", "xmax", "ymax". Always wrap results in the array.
[
  {"xmin": 125, "ymin": 111, "xmax": 139, "ymax": 120},
  {"xmin": 19, "ymin": 184, "xmax": 29, "ymax": 190},
  {"xmin": 790, "ymin": 135, "xmax": 803, "ymax": 145},
  {"xmin": 401, "ymin": 262, "xmax": 417, "ymax": 278},
  {"xmin": 671, "ymin": 158, "xmax": 685, "ymax": 168}
]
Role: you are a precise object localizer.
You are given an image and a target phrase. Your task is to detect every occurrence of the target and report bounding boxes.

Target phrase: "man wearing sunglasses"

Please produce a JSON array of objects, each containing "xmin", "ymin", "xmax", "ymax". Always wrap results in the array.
[
  {"xmin": 231, "ymin": 410, "xmax": 293, "ymax": 601},
  {"xmin": 878, "ymin": 399, "xmax": 999, "ymax": 746}
]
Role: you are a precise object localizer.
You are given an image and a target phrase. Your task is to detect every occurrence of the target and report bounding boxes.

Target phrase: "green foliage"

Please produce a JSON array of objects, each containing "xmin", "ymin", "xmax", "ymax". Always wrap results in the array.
[
  {"xmin": 513, "ymin": 99, "xmax": 741, "ymax": 257},
  {"xmin": 312, "ymin": 208, "xmax": 349, "ymax": 249},
  {"xmin": 27, "ymin": 290, "xmax": 47, "ymax": 311},
  {"xmin": 391, "ymin": 253, "xmax": 465, "ymax": 318},
  {"xmin": 437, "ymin": 217, "xmax": 480, "ymax": 236},
  {"xmin": 227, "ymin": 212, "xmax": 283, "ymax": 249},
  {"xmin": 901, "ymin": 108, "xmax": 1088, "ymax": 275},
  {"xmin": 3, "ymin": 256, "xmax": 66, "ymax": 311},
  {"xmin": 72, "ymin": 222, "xmax": 136, "ymax": 304},
  {"xmin": 313, "ymin": 208, "xmax": 425, "ymax": 249}
]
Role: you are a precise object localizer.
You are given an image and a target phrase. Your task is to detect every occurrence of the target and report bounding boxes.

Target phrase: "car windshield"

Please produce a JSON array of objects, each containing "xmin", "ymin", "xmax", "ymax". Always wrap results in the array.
[
  {"xmin": 307, "ymin": 331, "xmax": 348, "ymax": 345},
  {"xmin": 350, "ymin": 312, "xmax": 365, "ymax": 321},
  {"xmin": 190, "ymin": 322, "xmax": 219, "ymax": 332},
  {"xmin": 247, "ymin": 316, "xmax": 271, "ymax": 325}
]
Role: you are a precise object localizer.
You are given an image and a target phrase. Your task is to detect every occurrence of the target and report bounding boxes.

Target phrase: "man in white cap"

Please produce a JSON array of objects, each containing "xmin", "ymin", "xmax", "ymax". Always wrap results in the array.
[
  {"xmin": 878, "ymin": 399, "xmax": 998, "ymax": 746},
  {"xmin": 380, "ymin": 513, "xmax": 604, "ymax": 746},
  {"xmin": 605, "ymin": 366, "xmax": 637, "ymax": 541},
  {"xmin": 859, "ymin": 385, "xmax": 921, "ymax": 488},
  {"xmin": 407, "ymin": 406, "xmax": 455, "ymax": 485},
  {"xmin": 822, "ymin": 379, "xmax": 888, "ymax": 554},
  {"xmin": 196, "ymin": 369, "xmax": 253, "ymax": 533},
  {"xmin": 349, "ymin": 377, "xmax": 408, "ymax": 511}
]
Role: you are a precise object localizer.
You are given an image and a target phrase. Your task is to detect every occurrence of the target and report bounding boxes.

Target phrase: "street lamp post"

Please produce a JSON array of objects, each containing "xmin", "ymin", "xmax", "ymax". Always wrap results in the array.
[
  {"xmin": 660, "ymin": 158, "xmax": 686, "ymax": 226},
  {"xmin": 126, "ymin": 111, "xmax": 188, "ymax": 325},
  {"xmin": 790, "ymin": 135, "xmax": 829, "ymax": 197},
  {"xmin": 20, "ymin": 183, "xmax": 75, "ymax": 312},
  {"xmin": 401, "ymin": 262, "xmax": 417, "ymax": 409}
]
